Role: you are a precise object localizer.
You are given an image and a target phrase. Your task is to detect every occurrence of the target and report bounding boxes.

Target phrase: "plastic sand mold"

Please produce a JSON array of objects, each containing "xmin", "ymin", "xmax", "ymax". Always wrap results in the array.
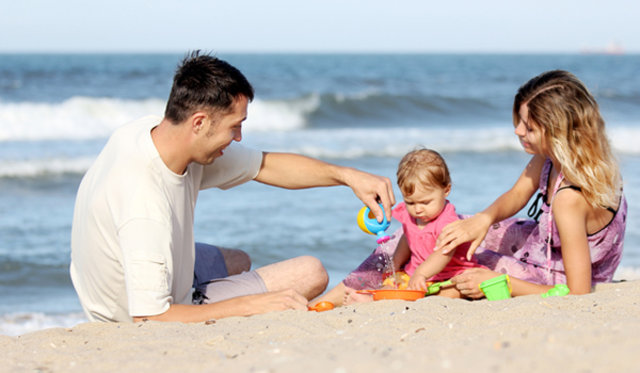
[
  {"xmin": 357, "ymin": 289, "xmax": 426, "ymax": 301},
  {"xmin": 479, "ymin": 274, "xmax": 512, "ymax": 300},
  {"xmin": 308, "ymin": 301, "xmax": 335, "ymax": 312},
  {"xmin": 541, "ymin": 284, "xmax": 570, "ymax": 298},
  {"xmin": 425, "ymin": 279, "xmax": 453, "ymax": 295}
]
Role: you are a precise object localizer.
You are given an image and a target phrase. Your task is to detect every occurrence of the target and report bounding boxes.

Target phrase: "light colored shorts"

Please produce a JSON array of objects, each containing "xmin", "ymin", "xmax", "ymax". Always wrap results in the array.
[
  {"xmin": 192, "ymin": 242, "xmax": 267, "ymax": 304},
  {"xmin": 197, "ymin": 270, "xmax": 268, "ymax": 304}
]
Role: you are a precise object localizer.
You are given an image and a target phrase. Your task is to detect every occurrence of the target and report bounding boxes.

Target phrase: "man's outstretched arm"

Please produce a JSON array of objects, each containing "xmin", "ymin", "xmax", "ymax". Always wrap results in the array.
[{"xmin": 254, "ymin": 152, "xmax": 395, "ymax": 222}]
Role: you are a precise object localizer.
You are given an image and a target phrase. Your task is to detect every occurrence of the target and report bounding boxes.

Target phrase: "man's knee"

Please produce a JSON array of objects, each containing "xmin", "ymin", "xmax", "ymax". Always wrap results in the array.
[
  {"xmin": 253, "ymin": 255, "xmax": 329, "ymax": 298},
  {"xmin": 298, "ymin": 255, "xmax": 329, "ymax": 291}
]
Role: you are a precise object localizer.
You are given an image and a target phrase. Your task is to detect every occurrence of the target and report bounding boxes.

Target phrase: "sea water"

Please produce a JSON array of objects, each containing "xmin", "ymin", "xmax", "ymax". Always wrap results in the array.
[{"xmin": 1, "ymin": 53, "xmax": 639, "ymax": 336}]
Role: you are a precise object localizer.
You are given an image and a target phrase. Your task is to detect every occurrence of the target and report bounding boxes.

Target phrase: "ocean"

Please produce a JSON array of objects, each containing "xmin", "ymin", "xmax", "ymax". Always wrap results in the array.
[{"xmin": 1, "ymin": 53, "xmax": 639, "ymax": 336}]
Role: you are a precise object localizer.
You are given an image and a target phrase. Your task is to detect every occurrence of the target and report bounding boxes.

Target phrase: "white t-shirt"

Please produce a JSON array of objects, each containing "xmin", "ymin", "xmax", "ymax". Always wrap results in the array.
[{"xmin": 70, "ymin": 116, "xmax": 262, "ymax": 322}]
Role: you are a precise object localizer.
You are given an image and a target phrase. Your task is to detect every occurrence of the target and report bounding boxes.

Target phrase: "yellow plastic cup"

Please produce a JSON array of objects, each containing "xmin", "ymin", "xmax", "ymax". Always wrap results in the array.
[{"xmin": 479, "ymin": 274, "xmax": 512, "ymax": 300}]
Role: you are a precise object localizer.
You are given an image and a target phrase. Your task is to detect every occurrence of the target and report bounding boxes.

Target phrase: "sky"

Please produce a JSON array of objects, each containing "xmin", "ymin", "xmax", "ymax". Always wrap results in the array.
[{"xmin": 1, "ymin": 0, "xmax": 639, "ymax": 54}]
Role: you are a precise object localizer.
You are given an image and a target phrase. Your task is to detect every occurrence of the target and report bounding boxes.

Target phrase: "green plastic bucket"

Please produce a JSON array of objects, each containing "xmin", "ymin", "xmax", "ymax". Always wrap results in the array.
[{"xmin": 479, "ymin": 274, "xmax": 512, "ymax": 300}]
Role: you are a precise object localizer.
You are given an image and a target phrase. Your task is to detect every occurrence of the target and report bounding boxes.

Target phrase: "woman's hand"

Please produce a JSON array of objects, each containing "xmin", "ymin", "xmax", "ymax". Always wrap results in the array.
[
  {"xmin": 436, "ymin": 213, "xmax": 492, "ymax": 260},
  {"xmin": 450, "ymin": 268, "xmax": 500, "ymax": 299}
]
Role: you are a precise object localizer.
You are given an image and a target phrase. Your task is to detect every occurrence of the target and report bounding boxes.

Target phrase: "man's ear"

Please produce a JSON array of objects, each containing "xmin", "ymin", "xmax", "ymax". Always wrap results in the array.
[{"xmin": 190, "ymin": 112, "xmax": 208, "ymax": 134}]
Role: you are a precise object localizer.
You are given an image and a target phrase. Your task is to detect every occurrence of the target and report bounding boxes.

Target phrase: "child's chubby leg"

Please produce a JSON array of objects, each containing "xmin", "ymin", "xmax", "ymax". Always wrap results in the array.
[
  {"xmin": 344, "ymin": 287, "xmax": 374, "ymax": 305},
  {"xmin": 309, "ymin": 282, "xmax": 350, "ymax": 307},
  {"xmin": 436, "ymin": 286, "xmax": 463, "ymax": 299},
  {"xmin": 310, "ymin": 282, "xmax": 379, "ymax": 307}
]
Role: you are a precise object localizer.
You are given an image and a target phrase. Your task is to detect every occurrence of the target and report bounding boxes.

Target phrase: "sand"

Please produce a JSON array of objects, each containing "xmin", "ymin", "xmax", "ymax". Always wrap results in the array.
[{"xmin": 2, "ymin": 281, "xmax": 639, "ymax": 372}]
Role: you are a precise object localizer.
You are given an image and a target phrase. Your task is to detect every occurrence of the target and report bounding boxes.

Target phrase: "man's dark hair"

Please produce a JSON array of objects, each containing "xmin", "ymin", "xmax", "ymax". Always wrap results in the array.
[{"xmin": 164, "ymin": 50, "xmax": 254, "ymax": 123}]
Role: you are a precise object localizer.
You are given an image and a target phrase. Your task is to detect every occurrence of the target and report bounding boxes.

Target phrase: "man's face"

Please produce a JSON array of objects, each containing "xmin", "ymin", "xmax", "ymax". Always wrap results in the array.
[{"xmin": 194, "ymin": 95, "xmax": 248, "ymax": 165}]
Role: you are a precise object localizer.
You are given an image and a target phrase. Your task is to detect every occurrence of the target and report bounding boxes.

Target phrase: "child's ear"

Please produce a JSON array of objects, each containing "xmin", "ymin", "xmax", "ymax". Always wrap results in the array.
[{"xmin": 444, "ymin": 184, "xmax": 452, "ymax": 197}]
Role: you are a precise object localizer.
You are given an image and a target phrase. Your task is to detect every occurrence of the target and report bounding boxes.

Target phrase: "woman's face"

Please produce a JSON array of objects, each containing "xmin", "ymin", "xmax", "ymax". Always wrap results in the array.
[{"xmin": 514, "ymin": 103, "xmax": 547, "ymax": 156}]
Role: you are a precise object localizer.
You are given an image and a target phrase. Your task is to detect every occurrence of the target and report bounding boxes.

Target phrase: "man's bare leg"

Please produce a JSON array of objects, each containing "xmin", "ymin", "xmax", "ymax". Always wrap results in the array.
[{"xmin": 255, "ymin": 256, "xmax": 329, "ymax": 300}]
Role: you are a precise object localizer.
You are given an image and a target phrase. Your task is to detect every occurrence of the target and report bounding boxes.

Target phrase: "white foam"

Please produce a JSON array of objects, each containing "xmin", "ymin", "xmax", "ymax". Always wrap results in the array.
[
  {"xmin": 244, "ymin": 94, "xmax": 319, "ymax": 132},
  {"xmin": 0, "ymin": 97, "xmax": 638, "ymax": 158},
  {"xmin": 0, "ymin": 312, "xmax": 87, "ymax": 337},
  {"xmin": 0, "ymin": 97, "xmax": 165, "ymax": 141},
  {"xmin": 244, "ymin": 126, "xmax": 523, "ymax": 159},
  {"xmin": 0, "ymin": 96, "xmax": 319, "ymax": 142},
  {"xmin": 608, "ymin": 126, "xmax": 640, "ymax": 155},
  {"xmin": 334, "ymin": 88, "xmax": 381, "ymax": 102},
  {"xmin": 7, "ymin": 123, "xmax": 640, "ymax": 179},
  {"xmin": 613, "ymin": 266, "xmax": 640, "ymax": 281},
  {"xmin": 0, "ymin": 156, "xmax": 96, "ymax": 178}
]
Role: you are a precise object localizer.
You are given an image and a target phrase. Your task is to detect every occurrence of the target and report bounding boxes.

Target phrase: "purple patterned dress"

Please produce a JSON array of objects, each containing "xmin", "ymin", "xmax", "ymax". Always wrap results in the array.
[
  {"xmin": 474, "ymin": 159, "xmax": 627, "ymax": 285},
  {"xmin": 342, "ymin": 229, "xmax": 403, "ymax": 290}
]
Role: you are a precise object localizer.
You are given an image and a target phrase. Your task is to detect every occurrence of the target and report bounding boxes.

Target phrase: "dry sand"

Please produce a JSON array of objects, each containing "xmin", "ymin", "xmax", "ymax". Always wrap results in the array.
[{"xmin": 2, "ymin": 281, "xmax": 639, "ymax": 372}]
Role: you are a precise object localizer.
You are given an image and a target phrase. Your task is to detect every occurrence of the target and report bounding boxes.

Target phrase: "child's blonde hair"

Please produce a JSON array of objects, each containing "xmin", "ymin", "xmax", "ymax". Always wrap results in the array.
[
  {"xmin": 513, "ymin": 70, "xmax": 621, "ymax": 208},
  {"xmin": 397, "ymin": 148, "xmax": 451, "ymax": 196}
]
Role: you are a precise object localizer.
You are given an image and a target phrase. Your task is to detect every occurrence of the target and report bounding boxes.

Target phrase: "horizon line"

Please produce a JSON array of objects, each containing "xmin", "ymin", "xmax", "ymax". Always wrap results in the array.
[{"xmin": 1, "ymin": 49, "xmax": 639, "ymax": 55}]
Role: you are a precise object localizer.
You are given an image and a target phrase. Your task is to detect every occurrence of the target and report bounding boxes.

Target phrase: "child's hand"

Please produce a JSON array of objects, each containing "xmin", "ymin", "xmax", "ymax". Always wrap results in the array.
[{"xmin": 407, "ymin": 273, "xmax": 428, "ymax": 291}]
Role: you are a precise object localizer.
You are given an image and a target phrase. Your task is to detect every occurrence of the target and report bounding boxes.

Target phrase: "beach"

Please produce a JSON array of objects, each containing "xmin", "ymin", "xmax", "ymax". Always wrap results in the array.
[
  {"xmin": 1, "ymin": 53, "xmax": 639, "ymax": 343},
  {"xmin": 3, "ymin": 280, "xmax": 639, "ymax": 372}
]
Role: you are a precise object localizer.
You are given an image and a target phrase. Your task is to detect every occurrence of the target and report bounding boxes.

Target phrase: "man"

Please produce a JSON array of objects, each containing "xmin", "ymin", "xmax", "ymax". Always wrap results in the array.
[{"xmin": 70, "ymin": 51, "xmax": 395, "ymax": 323}]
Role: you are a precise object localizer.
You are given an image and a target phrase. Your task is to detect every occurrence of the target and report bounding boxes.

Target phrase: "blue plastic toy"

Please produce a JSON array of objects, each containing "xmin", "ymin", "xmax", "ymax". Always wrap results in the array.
[{"xmin": 357, "ymin": 204, "xmax": 390, "ymax": 244}]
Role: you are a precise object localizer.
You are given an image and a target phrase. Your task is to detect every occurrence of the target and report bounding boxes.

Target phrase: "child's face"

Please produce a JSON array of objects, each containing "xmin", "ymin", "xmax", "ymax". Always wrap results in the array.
[
  {"xmin": 402, "ymin": 182, "xmax": 451, "ymax": 227},
  {"xmin": 514, "ymin": 103, "xmax": 548, "ymax": 156}
]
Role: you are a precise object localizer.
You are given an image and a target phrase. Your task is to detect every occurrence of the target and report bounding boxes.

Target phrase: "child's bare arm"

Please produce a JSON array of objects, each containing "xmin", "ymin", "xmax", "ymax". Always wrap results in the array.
[
  {"xmin": 391, "ymin": 234, "xmax": 410, "ymax": 271},
  {"xmin": 407, "ymin": 249, "xmax": 455, "ymax": 290}
]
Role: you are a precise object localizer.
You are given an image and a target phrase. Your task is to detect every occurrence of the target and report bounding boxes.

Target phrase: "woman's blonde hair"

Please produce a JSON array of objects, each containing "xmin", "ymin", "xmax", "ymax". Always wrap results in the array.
[
  {"xmin": 397, "ymin": 148, "xmax": 451, "ymax": 196},
  {"xmin": 513, "ymin": 70, "xmax": 621, "ymax": 207}
]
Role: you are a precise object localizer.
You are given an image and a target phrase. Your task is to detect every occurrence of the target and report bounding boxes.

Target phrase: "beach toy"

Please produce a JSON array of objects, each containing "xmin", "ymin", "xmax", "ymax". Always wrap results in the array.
[
  {"xmin": 425, "ymin": 279, "xmax": 453, "ymax": 295},
  {"xmin": 357, "ymin": 204, "xmax": 390, "ymax": 243},
  {"xmin": 541, "ymin": 284, "xmax": 570, "ymax": 298},
  {"xmin": 357, "ymin": 289, "xmax": 426, "ymax": 301},
  {"xmin": 479, "ymin": 274, "xmax": 512, "ymax": 300},
  {"xmin": 308, "ymin": 301, "xmax": 335, "ymax": 312}
]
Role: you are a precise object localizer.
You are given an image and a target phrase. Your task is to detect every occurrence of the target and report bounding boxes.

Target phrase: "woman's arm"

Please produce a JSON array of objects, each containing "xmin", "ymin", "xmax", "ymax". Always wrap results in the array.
[
  {"xmin": 451, "ymin": 187, "xmax": 593, "ymax": 298},
  {"xmin": 552, "ymin": 189, "xmax": 592, "ymax": 294},
  {"xmin": 437, "ymin": 155, "xmax": 545, "ymax": 259},
  {"xmin": 451, "ymin": 268, "xmax": 554, "ymax": 298}
]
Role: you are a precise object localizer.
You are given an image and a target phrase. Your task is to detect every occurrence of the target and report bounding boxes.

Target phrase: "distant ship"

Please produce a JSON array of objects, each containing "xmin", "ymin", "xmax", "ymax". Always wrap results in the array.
[{"xmin": 580, "ymin": 42, "xmax": 625, "ymax": 55}]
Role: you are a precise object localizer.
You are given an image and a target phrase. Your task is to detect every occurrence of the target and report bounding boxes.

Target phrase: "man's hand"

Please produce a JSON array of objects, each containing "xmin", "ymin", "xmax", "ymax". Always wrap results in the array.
[
  {"xmin": 133, "ymin": 288, "xmax": 309, "ymax": 323},
  {"xmin": 343, "ymin": 167, "xmax": 395, "ymax": 222},
  {"xmin": 242, "ymin": 289, "xmax": 309, "ymax": 314}
]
